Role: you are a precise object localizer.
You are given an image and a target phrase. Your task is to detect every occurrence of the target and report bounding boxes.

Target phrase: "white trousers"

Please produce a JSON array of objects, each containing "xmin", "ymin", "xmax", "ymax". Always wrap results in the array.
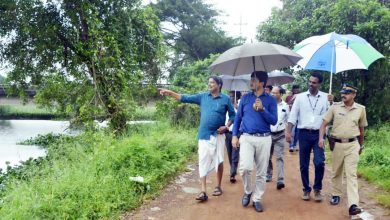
[{"xmin": 239, "ymin": 135, "xmax": 272, "ymax": 202}]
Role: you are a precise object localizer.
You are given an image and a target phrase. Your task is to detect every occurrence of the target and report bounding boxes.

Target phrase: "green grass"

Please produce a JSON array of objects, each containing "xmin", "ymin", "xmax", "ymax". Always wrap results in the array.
[
  {"xmin": 0, "ymin": 122, "xmax": 197, "ymax": 219},
  {"xmin": 132, "ymin": 106, "xmax": 157, "ymax": 121},
  {"xmin": 358, "ymin": 123, "xmax": 390, "ymax": 208},
  {"xmin": 0, "ymin": 104, "xmax": 156, "ymax": 120},
  {"xmin": 0, "ymin": 104, "xmax": 63, "ymax": 119}
]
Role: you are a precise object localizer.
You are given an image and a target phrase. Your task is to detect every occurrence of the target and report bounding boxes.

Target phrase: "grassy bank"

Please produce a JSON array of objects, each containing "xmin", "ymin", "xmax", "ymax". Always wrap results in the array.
[
  {"xmin": 0, "ymin": 122, "xmax": 197, "ymax": 219},
  {"xmin": 0, "ymin": 105, "xmax": 64, "ymax": 119},
  {"xmin": 0, "ymin": 104, "xmax": 156, "ymax": 120},
  {"xmin": 359, "ymin": 123, "xmax": 390, "ymax": 208}
]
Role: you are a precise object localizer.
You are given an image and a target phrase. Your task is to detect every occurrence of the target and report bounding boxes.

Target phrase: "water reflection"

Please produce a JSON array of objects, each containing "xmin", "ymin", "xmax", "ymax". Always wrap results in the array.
[{"xmin": 0, "ymin": 120, "xmax": 72, "ymax": 170}]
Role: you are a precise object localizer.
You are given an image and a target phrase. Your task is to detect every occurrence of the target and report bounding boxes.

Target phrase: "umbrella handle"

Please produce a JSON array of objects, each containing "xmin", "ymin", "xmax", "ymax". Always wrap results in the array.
[
  {"xmin": 252, "ymin": 56, "xmax": 256, "ymax": 72},
  {"xmin": 329, "ymin": 71, "xmax": 333, "ymax": 94}
]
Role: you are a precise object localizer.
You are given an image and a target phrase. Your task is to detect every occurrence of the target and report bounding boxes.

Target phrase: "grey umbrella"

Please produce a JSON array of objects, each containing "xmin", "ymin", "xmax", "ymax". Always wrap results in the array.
[
  {"xmin": 221, "ymin": 75, "xmax": 250, "ymax": 91},
  {"xmin": 210, "ymin": 42, "xmax": 302, "ymax": 76},
  {"xmin": 221, "ymin": 71, "xmax": 295, "ymax": 92},
  {"xmin": 267, "ymin": 70, "xmax": 295, "ymax": 86}
]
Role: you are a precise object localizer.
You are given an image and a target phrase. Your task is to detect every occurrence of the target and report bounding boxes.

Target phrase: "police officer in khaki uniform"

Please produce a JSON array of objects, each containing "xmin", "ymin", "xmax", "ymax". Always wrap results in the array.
[{"xmin": 319, "ymin": 84, "xmax": 368, "ymax": 216}]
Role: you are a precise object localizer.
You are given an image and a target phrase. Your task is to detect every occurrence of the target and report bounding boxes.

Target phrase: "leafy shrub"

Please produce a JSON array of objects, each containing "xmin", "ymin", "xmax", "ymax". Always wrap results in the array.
[
  {"xmin": 358, "ymin": 123, "xmax": 390, "ymax": 207},
  {"xmin": 132, "ymin": 106, "xmax": 157, "ymax": 121},
  {"xmin": 17, "ymin": 133, "xmax": 73, "ymax": 148}
]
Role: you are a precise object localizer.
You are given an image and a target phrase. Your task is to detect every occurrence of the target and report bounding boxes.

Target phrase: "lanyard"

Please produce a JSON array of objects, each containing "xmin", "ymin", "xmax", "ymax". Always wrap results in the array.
[{"xmin": 307, "ymin": 94, "xmax": 319, "ymax": 113}]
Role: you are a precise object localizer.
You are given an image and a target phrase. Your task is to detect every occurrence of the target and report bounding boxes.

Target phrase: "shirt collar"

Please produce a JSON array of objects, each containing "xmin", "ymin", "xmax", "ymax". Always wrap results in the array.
[
  {"xmin": 208, "ymin": 92, "xmax": 221, "ymax": 99},
  {"xmin": 306, "ymin": 90, "xmax": 321, "ymax": 98},
  {"xmin": 249, "ymin": 91, "xmax": 268, "ymax": 97},
  {"xmin": 340, "ymin": 102, "xmax": 358, "ymax": 109}
]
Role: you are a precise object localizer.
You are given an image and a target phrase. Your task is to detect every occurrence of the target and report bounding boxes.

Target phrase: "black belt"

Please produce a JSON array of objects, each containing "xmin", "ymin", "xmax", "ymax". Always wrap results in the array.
[
  {"xmin": 299, "ymin": 128, "xmax": 319, "ymax": 133},
  {"xmin": 334, "ymin": 137, "xmax": 357, "ymax": 143},
  {"xmin": 242, "ymin": 132, "xmax": 271, "ymax": 137},
  {"xmin": 271, "ymin": 130, "xmax": 284, "ymax": 135}
]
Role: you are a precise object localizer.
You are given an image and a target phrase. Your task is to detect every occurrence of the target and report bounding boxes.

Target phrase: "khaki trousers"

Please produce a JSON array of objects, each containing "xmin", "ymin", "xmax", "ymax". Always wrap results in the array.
[
  {"xmin": 239, "ymin": 135, "xmax": 272, "ymax": 202},
  {"xmin": 267, "ymin": 135, "xmax": 285, "ymax": 183},
  {"xmin": 331, "ymin": 140, "xmax": 360, "ymax": 207}
]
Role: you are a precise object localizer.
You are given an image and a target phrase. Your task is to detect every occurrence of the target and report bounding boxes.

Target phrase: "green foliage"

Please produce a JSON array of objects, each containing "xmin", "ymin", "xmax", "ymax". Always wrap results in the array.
[
  {"xmin": 0, "ymin": 122, "xmax": 197, "ymax": 218},
  {"xmin": 0, "ymin": 0, "xmax": 165, "ymax": 132},
  {"xmin": 132, "ymin": 106, "xmax": 157, "ymax": 121},
  {"xmin": 358, "ymin": 123, "xmax": 390, "ymax": 207},
  {"xmin": 257, "ymin": 0, "xmax": 390, "ymax": 124},
  {"xmin": 156, "ymin": 99, "xmax": 201, "ymax": 128},
  {"xmin": 152, "ymin": 0, "xmax": 241, "ymax": 75},
  {"xmin": 17, "ymin": 133, "xmax": 72, "ymax": 147},
  {"xmin": 172, "ymin": 54, "xmax": 218, "ymax": 91}
]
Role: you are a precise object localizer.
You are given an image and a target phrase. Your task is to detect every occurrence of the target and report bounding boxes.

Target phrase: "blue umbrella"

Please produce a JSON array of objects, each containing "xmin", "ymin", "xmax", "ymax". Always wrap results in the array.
[{"xmin": 294, "ymin": 32, "xmax": 384, "ymax": 92}]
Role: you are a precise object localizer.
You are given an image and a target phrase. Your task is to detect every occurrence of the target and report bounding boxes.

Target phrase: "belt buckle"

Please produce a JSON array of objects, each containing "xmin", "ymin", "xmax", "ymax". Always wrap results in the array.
[{"xmin": 341, "ymin": 138, "xmax": 348, "ymax": 143}]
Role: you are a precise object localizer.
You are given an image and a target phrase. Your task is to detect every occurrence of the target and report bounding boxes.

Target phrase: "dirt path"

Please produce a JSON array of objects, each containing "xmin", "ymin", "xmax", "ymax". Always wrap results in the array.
[{"xmin": 126, "ymin": 145, "xmax": 390, "ymax": 220}]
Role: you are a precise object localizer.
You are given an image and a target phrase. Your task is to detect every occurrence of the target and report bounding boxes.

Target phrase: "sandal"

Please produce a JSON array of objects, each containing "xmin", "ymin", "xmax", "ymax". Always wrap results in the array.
[
  {"xmin": 212, "ymin": 186, "xmax": 223, "ymax": 196},
  {"xmin": 195, "ymin": 191, "xmax": 208, "ymax": 202},
  {"xmin": 230, "ymin": 176, "xmax": 237, "ymax": 184}
]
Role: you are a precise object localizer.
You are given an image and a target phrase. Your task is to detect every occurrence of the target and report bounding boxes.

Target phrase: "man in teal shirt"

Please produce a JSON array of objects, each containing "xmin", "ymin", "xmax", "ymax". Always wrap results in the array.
[{"xmin": 159, "ymin": 76, "xmax": 236, "ymax": 202}]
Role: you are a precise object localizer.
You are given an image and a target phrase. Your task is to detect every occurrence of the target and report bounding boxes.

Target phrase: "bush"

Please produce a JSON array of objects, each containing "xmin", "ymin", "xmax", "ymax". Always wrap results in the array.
[
  {"xmin": 0, "ymin": 122, "xmax": 197, "ymax": 219},
  {"xmin": 358, "ymin": 123, "xmax": 390, "ymax": 207},
  {"xmin": 156, "ymin": 97, "xmax": 200, "ymax": 128},
  {"xmin": 17, "ymin": 133, "xmax": 73, "ymax": 147},
  {"xmin": 132, "ymin": 106, "xmax": 157, "ymax": 121}
]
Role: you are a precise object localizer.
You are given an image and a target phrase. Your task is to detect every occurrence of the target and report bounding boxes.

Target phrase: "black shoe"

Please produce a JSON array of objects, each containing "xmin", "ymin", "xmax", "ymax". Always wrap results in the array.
[
  {"xmin": 349, "ymin": 204, "xmax": 362, "ymax": 215},
  {"xmin": 289, "ymin": 148, "xmax": 294, "ymax": 152},
  {"xmin": 242, "ymin": 193, "xmax": 252, "ymax": 207},
  {"xmin": 230, "ymin": 176, "xmax": 237, "ymax": 184},
  {"xmin": 253, "ymin": 201, "xmax": 263, "ymax": 212},
  {"xmin": 276, "ymin": 182, "xmax": 285, "ymax": 190},
  {"xmin": 266, "ymin": 176, "xmax": 272, "ymax": 182},
  {"xmin": 330, "ymin": 196, "xmax": 340, "ymax": 205},
  {"xmin": 195, "ymin": 191, "xmax": 208, "ymax": 202}
]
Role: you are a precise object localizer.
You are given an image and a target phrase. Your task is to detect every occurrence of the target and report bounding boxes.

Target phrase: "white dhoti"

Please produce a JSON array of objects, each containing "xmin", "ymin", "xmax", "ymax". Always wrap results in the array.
[{"xmin": 198, "ymin": 134, "xmax": 225, "ymax": 178}]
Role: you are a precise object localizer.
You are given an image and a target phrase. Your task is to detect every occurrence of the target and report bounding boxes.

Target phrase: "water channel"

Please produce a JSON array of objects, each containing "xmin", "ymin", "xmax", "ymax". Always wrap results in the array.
[{"xmin": 0, "ymin": 120, "xmax": 75, "ymax": 171}]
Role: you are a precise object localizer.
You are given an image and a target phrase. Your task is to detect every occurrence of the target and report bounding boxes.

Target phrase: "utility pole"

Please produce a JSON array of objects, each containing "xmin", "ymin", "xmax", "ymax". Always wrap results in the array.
[{"xmin": 234, "ymin": 14, "xmax": 248, "ymax": 43}]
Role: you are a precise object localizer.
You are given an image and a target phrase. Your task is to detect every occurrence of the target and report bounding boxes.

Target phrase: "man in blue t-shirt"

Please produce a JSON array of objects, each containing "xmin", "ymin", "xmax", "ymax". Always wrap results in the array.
[
  {"xmin": 159, "ymin": 76, "xmax": 236, "ymax": 202},
  {"xmin": 232, "ymin": 71, "xmax": 278, "ymax": 212}
]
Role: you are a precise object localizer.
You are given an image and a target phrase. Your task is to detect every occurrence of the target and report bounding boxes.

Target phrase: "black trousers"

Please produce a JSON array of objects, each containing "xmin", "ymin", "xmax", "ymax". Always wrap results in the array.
[{"xmin": 225, "ymin": 132, "xmax": 240, "ymax": 177}]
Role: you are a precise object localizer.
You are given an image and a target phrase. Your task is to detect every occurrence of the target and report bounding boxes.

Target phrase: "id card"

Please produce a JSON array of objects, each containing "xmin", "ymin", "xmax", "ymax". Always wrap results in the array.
[{"xmin": 310, "ymin": 115, "xmax": 315, "ymax": 123}]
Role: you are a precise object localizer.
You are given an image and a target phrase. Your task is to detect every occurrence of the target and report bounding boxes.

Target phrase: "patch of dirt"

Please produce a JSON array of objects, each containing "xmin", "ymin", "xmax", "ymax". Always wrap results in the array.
[{"xmin": 124, "ymin": 145, "xmax": 390, "ymax": 220}]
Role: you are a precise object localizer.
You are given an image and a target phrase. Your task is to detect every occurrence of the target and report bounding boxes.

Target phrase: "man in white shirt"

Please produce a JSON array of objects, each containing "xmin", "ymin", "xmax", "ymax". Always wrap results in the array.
[
  {"xmin": 286, "ymin": 72, "xmax": 333, "ymax": 202},
  {"xmin": 267, "ymin": 86, "xmax": 289, "ymax": 190}
]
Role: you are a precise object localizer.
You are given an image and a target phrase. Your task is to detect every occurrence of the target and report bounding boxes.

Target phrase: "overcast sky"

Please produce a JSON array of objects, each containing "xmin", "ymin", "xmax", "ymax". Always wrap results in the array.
[{"xmin": 205, "ymin": 0, "xmax": 282, "ymax": 42}]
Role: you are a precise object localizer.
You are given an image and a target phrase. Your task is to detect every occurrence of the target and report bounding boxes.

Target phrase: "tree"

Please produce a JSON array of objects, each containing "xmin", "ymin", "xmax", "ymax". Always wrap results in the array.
[
  {"xmin": 152, "ymin": 0, "xmax": 241, "ymax": 76},
  {"xmin": 257, "ymin": 0, "xmax": 390, "ymax": 124},
  {"xmin": 0, "ymin": 0, "xmax": 165, "ymax": 131},
  {"xmin": 172, "ymin": 54, "xmax": 218, "ymax": 91}
]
